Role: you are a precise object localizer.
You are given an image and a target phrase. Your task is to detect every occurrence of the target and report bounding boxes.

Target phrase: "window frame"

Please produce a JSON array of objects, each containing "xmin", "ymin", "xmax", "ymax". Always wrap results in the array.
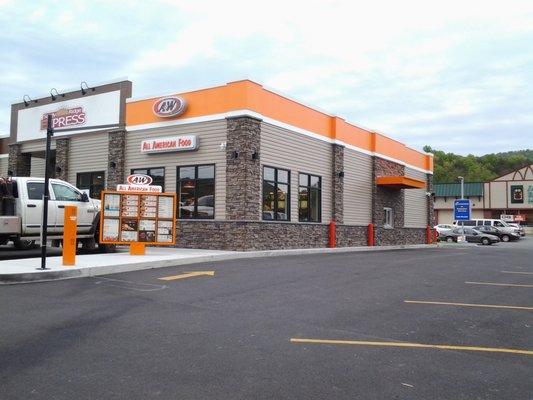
[
  {"xmin": 176, "ymin": 164, "xmax": 215, "ymax": 220},
  {"xmin": 76, "ymin": 171, "xmax": 106, "ymax": 199},
  {"xmin": 262, "ymin": 165, "xmax": 291, "ymax": 222},
  {"xmin": 51, "ymin": 183, "xmax": 84, "ymax": 202},
  {"xmin": 298, "ymin": 172, "xmax": 322, "ymax": 223},
  {"xmin": 383, "ymin": 207, "xmax": 393, "ymax": 229},
  {"xmin": 131, "ymin": 167, "xmax": 166, "ymax": 192}
]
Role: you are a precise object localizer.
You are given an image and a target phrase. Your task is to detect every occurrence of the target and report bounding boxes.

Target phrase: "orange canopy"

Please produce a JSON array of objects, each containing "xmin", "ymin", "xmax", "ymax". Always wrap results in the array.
[{"xmin": 376, "ymin": 176, "xmax": 426, "ymax": 189}]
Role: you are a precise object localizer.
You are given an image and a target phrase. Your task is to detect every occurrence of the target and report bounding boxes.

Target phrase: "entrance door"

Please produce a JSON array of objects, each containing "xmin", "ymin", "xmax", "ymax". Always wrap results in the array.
[{"xmin": 23, "ymin": 181, "xmax": 56, "ymax": 236}]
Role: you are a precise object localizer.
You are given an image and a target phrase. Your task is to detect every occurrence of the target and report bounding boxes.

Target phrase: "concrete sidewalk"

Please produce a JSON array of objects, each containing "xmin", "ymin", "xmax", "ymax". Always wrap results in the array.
[{"xmin": 0, "ymin": 244, "xmax": 436, "ymax": 284}]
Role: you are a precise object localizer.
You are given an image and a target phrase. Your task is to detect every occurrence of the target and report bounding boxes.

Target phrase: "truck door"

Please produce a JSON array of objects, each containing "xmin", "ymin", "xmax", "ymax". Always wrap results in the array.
[
  {"xmin": 51, "ymin": 182, "xmax": 94, "ymax": 233},
  {"xmin": 23, "ymin": 181, "xmax": 56, "ymax": 236}
]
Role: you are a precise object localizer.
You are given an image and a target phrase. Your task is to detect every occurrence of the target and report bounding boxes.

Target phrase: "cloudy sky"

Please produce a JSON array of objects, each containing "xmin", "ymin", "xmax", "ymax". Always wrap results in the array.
[{"xmin": 0, "ymin": 0, "xmax": 532, "ymax": 155}]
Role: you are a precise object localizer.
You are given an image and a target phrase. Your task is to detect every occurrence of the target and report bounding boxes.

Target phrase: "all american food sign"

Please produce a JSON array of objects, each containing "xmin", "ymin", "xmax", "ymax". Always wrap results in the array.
[{"xmin": 141, "ymin": 135, "xmax": 198, "ymax": 154}]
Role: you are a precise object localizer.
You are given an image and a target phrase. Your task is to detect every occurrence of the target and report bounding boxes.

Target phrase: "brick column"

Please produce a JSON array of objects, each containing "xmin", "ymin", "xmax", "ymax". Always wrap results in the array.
[
  {"xmin": 8, "ymin": 143, "xmax": 30, "ymax": 176},
  {"xmin": 427, "ymin": 173, "xmax": 434, "ymax": 226},
  {"xmin": 372, "ymin": 157, "xmax": 405, "ymax": 228},
  {"xmin": 332, "ymin": 144, "xmax": 344, "ymax": 223},
  {"xmin": 225, "ymin": 116, "xmax": 262, "ymax": 220},
  {"xmin": 107, "ymin": 130, "xmax": 126, "ymax": 190},
  {"xmin": 55, "ymin": 138, "xmax": 70, "ymax": 181}
]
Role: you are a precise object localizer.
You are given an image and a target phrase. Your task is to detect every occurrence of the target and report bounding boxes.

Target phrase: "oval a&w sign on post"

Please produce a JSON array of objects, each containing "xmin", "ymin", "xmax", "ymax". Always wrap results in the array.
[
  {"xmin": 127, "ymin": 174, "xmax": 153, "ymax": 186},
  {"xmin": 153, "ymin": 96, "xmax": 187, "ymax": 118}
]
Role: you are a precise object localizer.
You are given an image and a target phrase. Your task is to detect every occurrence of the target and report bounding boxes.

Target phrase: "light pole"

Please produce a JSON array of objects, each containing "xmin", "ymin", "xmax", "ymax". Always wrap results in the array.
[
  {"xmin": 458, "ymin": 176, "xmax": 465, "ymax": 237},
  {"xmin": 458, "ymin": 176, "xmax": 464, "ymax": 199}
]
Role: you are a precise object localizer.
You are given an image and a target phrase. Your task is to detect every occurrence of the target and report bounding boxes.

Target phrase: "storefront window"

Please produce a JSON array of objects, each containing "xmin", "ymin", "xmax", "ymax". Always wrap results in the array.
[
  {"xmin": 262, "ymin": 166, "xmax": 290, "ymax": 221},
  {"xmin": 131, "ymin": 167, "xmax": 165, "ymax": 191},
  {"xmin": 298, "ymin": 173, "xmax": 321, "ymax": 222},
  {"xmin": 76, "ymin": 171, "xmax": 105, "ymax": 199},
  {"xmin": 177, "ymin": 165, "xmax": 215, "ymax": 219}
]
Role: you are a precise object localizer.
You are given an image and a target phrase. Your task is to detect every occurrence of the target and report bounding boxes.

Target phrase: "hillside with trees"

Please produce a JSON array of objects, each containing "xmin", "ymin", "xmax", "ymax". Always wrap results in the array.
[{"xmin": 423, "ymin": 147, "xmax": 533, "ymax": 183}]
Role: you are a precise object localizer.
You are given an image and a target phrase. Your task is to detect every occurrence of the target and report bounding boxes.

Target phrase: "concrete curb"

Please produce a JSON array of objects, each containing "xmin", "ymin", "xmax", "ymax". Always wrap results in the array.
[{"xmin": 0, "ymin": 244, "xmax": 438, "ymax": 284}]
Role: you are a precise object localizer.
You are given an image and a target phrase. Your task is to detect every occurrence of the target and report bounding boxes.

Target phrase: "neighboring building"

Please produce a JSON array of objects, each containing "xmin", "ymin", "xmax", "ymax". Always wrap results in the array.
[
  {"xmin": 433, "ymin": 164, "xmax": 533, "ymax": 225},
  {"xmin": 0, "ymin": 79, "xmax": 434, "ymax": 250}
]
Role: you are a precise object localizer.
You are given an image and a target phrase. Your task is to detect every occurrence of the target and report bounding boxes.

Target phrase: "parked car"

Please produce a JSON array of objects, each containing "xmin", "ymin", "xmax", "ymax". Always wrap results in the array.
[
  {"xmin": 452, "ymin": 227, "xmax": 500, "ymax": 245},
  {"xmin": 473, "ymin": 225, "xmax": 520, "ymax": 242},
  {"xmin": 0, "ymin": 176, "xmax": 112, "ymax": 251},
  {"xmin": 506, "ymin": 223, "xmax": 525, "ymax": 236},
  {"xmin": 434, "ymin": 224, "xmax": 454, "ymax": 236}
]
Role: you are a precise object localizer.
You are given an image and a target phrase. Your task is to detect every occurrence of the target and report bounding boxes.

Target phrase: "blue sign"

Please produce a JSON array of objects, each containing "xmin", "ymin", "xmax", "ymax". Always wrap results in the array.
[{"xmin": 454, "ymin": 199, "xmax": 471, "ymax": 221}]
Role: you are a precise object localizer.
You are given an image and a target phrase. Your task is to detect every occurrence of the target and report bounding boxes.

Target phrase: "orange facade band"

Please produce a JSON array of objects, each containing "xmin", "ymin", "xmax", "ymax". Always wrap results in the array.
[{"xmin": 126, "ymin": 80, "xmax": 433, "ymax": 172}]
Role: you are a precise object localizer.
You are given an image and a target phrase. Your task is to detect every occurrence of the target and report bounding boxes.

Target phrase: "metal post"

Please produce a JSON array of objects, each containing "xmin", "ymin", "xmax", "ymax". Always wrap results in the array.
[
  {"xmin": 458, "ymin": 176, "xmax": 465, "ymax": 237},
  {"xmin": 39, "ymin": 114, "xmax": 53, "ymax": 270}
]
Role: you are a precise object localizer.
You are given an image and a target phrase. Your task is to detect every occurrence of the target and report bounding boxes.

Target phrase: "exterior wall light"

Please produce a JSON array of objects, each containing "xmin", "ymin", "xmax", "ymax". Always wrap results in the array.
[
  {"xmin": 50, "ymin": 88, "xmax": 64, "ymax": 101},
  {"xmin": 23, "ymin": 95, "xmax": 32, "ymax": 107},
  {"xmin": 80, "ymin": 81, "xmax": 95, "ymax": 95},
  {"xmin": 338, "ymin": 171, "xmax": 345, "ymax": 178},
  {"xmin": 231, "ymin": 151, "xmax": 239, "ymax": 160},
  {"xmin": 55, "ymin": 166, "xmax": 62, "ymax": 174},
  {"xmin": 109, "ymin": 161, "xmax": 117, "ymax": 169},
  {"xmin": 251, "ymin": 151, "xmax": 258, "ymax": 160}
]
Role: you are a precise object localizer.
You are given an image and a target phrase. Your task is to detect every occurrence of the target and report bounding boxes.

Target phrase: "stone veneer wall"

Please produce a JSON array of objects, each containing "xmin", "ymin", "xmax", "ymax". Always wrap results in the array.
[
  {"xmin": 8, "ymin": 143, "xmax": 31, "ymax": 176},
  {"xmin": 332, "ymin": 144, "xmax": 344, "ymax": 224},
  {"xmin": 107, "ymin": 130, "xmax": 126, "ymax": 190},
  {"xmin": 175, "ymin": 220, "xmax": 370, "ymax": 251},
  {"xmin": 226, "ymin": 116, "xmax": 262, "ymax": 220},
  {"xmin": 371, "ymin": 156, "xmax": 427, "ymax": 245},
  {"xmin": 55, "ymin": 138, "xmax": 69, "ymax": 181}
]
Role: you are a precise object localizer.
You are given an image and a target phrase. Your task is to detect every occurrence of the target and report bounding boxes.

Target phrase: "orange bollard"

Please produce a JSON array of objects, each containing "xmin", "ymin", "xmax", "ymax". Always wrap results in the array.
[
  {"xmin": 62, "ymin": 206, "xmax": 77, "ymax": 266},
  {"xmin": 329, "ymin": 220, "xmax": 336, "ymax": 248},
  {"xmin": 130, "ymin": 242, "xmax": 146, "ymax": 255},
  {"xmin": 367, "ymin": 223, "xmax": 374, "ymax": 246}
]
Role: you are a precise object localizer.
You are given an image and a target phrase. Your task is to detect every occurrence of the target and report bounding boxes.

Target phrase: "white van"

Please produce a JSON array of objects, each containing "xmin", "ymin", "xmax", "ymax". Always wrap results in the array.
[{"xmin": 453, "ymin": 219, "xmax": 520, "ymax": 237}]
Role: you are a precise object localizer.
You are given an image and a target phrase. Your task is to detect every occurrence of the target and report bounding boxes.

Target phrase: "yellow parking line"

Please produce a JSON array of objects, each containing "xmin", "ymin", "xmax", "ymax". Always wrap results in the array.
[
  {"xmin": 404, "ymin": 300, "xmax": 533, "ymax": 311},
  {"xmin": 465, "ymin": 281, "xmax": 533, "ymax": 288},
  {"xmin": 290, "ymin": 338, "xmax": 533, "ymax": 356},
  {"xmin": 501, "ymin": 271, "xmax": 533, "ymax": 275}
]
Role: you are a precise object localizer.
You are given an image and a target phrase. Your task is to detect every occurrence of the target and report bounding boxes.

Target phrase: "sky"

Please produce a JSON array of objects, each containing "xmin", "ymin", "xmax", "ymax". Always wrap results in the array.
[{"xmin": 0, "ymin": 0, "xmax": 532, "ymax": 155}]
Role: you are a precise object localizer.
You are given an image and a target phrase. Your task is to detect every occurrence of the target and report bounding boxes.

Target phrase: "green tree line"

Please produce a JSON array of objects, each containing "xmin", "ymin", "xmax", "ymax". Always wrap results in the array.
[{"xmin": 423, "ymin": 146, "xmax": 533, "ymax": 183}]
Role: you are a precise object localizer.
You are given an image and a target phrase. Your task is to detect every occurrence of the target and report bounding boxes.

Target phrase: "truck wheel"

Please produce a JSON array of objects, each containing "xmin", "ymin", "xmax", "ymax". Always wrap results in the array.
[
  {"xmin": 81, "ymin": 238, "xmax": 97, "ymax": 251},
  {"xmin": 13, "ymin": 239, "xmax": 37, "ymax": 250}
]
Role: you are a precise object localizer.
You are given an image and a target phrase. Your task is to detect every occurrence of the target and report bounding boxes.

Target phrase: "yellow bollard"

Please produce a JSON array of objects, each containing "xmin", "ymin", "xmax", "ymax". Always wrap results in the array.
[{"xmin": 62, "ymin": 206, "xmax": 77, "ymax": 266}]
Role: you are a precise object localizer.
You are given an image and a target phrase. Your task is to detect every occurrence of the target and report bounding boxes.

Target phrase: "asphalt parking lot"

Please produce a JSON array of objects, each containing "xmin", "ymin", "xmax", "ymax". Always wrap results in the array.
[{"xmin": 1, "ymin": 239, "xmax": 532, "ymax": 399}]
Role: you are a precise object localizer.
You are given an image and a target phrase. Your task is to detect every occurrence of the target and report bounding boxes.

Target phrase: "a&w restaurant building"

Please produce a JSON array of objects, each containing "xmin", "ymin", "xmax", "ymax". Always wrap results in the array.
[{"xmin": 0, "ymin": 79, "xmax": 434, "ymax": 250}]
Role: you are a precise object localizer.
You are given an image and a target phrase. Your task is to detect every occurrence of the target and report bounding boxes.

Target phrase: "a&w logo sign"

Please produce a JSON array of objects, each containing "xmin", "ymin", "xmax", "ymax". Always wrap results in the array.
[
  {"xmin": 127, "ymin": 174, "xmax": 153, "ymax": 185},
  {"xmin": 152, "ymin": 96, "xmax": 187, "ymax": 118}
]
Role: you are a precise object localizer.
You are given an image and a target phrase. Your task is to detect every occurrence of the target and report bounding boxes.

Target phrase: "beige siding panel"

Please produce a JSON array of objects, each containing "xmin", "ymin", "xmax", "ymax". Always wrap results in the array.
[
  {"xmin": 20, "ymin": 139, "xmax": 55, "ymax": 152},
  {"xmin": 404, "ymin": 167, "xmax": 427, "ymax": 228},
  {"xmin": 0, "ymin": 156, "xmax": 8, "ymax": 176},
  {"xmin": 490, "ymin": 181, "xmax": 507, "ymax": 208},
  {"xmin": 260, "ymin": 122, "xmax": 332, "ymax": 222},
  {"xmin": 343, "ymin": 148, "xmax": 372, "ymax": 225},
  {"xmin": 68, "ymin": 132, "xmax": 109, "ymax": 186},
  {"xmin": 30, "ymin": 156, "xmax": 46, "ymax": 177},
  {"xmin": 125, "ymin": 120, "xmax": 227, "ymax": 220}
]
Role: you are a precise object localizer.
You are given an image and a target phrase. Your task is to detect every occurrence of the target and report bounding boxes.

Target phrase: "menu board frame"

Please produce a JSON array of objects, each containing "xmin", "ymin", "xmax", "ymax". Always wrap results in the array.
[{"xmin": 99, "ymin": 190, "xmax": 177, "ymax": 245}]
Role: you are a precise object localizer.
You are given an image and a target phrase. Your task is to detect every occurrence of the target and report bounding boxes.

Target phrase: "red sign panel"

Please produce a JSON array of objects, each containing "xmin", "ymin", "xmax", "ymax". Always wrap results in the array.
[{"xmin": 126, "ymin": 174, "xmax": 153, "ymax": 185}]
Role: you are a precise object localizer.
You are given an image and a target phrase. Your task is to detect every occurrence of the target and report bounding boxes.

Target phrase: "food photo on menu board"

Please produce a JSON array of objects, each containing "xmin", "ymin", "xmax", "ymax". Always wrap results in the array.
[
  {"xmin": 102, "ymin": 218, "xmax": 119, "ymax": 241},
  {"xmin": 120, "ymin": 218, "xmax": 138, "ymax": 242},
  {"xmin": 158, "ymin": 196, "xmax": 174, "ymax": 219},
  {"xmin": 139, "ymin": 219, "xmax": 156, "ymax": 242},
  {"xmin": 103, "ymin": 194, "xmax": 120, "ymax": 217}
]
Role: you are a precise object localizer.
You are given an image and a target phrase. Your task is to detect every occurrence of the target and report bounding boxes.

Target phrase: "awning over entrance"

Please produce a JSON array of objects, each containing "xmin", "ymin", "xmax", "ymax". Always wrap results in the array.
[{"xmin": 376, "ymin": 176, "xmax": 426, "ymax": 189}]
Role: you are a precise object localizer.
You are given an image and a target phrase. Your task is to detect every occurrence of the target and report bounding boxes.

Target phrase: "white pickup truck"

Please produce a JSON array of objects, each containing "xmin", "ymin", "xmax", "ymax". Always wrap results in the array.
[{"xmin": 0, "ymin": 177, "xmax": 112, "ymax": 251}]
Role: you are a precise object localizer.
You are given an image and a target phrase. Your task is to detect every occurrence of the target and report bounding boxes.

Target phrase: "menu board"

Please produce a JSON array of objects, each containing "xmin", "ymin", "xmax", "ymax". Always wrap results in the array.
[{"xmin": 99, "ymin": 191, "xmax": 176, "ymax": 245}]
